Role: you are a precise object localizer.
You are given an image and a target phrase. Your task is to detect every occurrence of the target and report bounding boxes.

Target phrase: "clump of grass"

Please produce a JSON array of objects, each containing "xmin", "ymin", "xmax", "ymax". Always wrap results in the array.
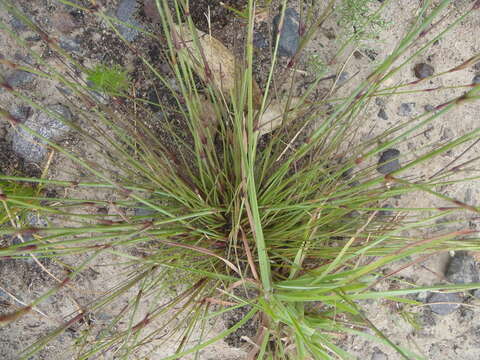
[
  {"xmin": 86, "ymin": 64, "xmax": 130, "ymax": 96},
  {"xmin": 0, "ymin": 0, "xmax": 479, "ymax": 359}
]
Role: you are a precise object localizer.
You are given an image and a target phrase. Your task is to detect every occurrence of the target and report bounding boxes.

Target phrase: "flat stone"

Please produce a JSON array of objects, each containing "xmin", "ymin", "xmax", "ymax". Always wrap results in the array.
[
  {"xmin": 397, "ymin": 102, "xmax": 416, "ymax": 117},
  {"xmin": 272, "ymin": 8, "xmax": 300, "ymax": 57},
  {"xmin": 12, "ymin": 104, "xmax": 72, "ymax": 163},
  {"xmin": 427, "ymin": 292, "xmax": 462, "ymax": 315},
  {"xmin": 377, "ymin": 148, "xmax": 401, "ymax": 174},
  {"xmin": 116, "ymin": 0, "xmax": 142, "ymax": 42},
  {"xmin": 6, "ymin": 70, "xmax": 36, "ymax": 88}
]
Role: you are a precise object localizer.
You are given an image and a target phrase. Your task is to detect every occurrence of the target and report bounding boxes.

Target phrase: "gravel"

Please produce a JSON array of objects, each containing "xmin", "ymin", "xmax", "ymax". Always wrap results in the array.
[
  {"xmin": 272, "ymin": 8, "xmax": 300, "ymax": 57},
  {"xmin": 12, "ymin": 104, "xmax": 72, "ymax": 163},
  {"xmin": 6, "ymin": 70, "xmax": 36, "ymax": 88},
  {"xmin": 116, "ymin": 0, "xmax": 142, "ymax": 42},
  {"xmin": 377, "ymin": 148, "xmax": 401, "ymax": 174},
  {"xmin": 414, "ymin": 63, "xmax": 434, "ymax": 79},
  {"xmin": 397, "ymin": 102, "xmax": 416, "ymax": 117},
  {"xmin": 427, "ymin": 292, "xmax": 462, "ymax": 315}
]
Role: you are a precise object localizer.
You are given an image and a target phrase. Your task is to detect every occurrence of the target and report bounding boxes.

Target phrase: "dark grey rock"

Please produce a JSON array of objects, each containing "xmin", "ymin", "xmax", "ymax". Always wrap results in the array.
[
  {"xmin": 446, "ymin": 251, "xmax": 479, "ymax": 284},
  {"xmin": 116, "ymin": 0, "xmax": 142, "ymax": 42},
  {"xmin": 12, "ymin": 104, "xmax": 72, "ymax": 163},
  {"xmin": 397, "ymin": 102, "xmax": 416, "ymax": 117},
  {"xmin": 272, "ymin": 8, "xmax": 300, "ymax": 57},
  {"xmin": 414, "ymin": 63, "xmax": 434, "ymax": 79},
  {"xmin": 377, "ymin": 108, "xmax": 388, "ymax": 120},
  {"xmin": 445, "ymin": 251, "xmax": 480, "ymax": 299},
  {"xmin": 253, "ymin": 32, "xmax": 268, "ymax": 48},
  {"xmin": 377, "ymin": 148, "xmax": 401, "ymax": 174},
  {"xmin": 473, "ymin": 74, "xmax": 480, "ymax": 85},
  {"xmin": 371, "ymin": 348, "xmax": 388, "ymax": 360},
  {"xmin": 424, "ymin": 104, "xmax": 435, "ymax": 112},
  {"xmin": 6, "ymin": 70, "xmax": 36, "ymax": 88},
  {"xmin": 59, "ymin": 36, "xmax": 81, "ymax": 53},
  {"xmin": 427, "ymin": 292, "xmax": 462, "ymax": 315}
]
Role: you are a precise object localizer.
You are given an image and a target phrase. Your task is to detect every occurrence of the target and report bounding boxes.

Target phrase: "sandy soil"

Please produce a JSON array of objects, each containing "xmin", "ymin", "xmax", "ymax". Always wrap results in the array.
[{"xmin": 0, "ymin": 0, "xmax": 480, "ymax": 359}]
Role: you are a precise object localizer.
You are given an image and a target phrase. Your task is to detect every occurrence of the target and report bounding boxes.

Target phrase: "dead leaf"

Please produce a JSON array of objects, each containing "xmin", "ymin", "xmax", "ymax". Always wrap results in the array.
[
  {"xmin": 172, "ymin": 23, "xmax": 262, "ymax": 106},
  {"xmin": 257, "ymin": 97, "xmax": 301, "ymax": 136}
]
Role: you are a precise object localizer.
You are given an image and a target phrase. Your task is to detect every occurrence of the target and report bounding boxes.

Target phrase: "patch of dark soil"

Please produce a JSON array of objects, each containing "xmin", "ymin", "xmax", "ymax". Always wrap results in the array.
[
  {"xmin": 223, "ymin": 304, "xmax": 259, "ymax": 348},
  {"xmin": 0, "ymin": 140, "xmax": 41, "ymax": 178}
]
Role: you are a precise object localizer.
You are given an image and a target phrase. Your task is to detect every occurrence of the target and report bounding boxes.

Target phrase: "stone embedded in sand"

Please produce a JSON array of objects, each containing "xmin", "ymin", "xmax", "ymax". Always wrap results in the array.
[
  {"xmin": 397, "ymin": 102, "xmax": 416, "ymax": 117},
  {"xmin": 272, "ymin": 8, "xmax": 300, "ymax": 57},
  {"xmin": 445, "ymin": 251, "xmax": 480, "ymax": 298},
  {"xmin": 116, "ymin": 0, "xmax": 142, "ymax": 42},
  {"xmin": 12, "ymin": 104, "xmax": 72, "ymax": 163},
  {"xmin": 427, "ymin": 292, "xmax": 462, "ymax": 315},
  {"xmin": 377, "ymin": 108, "xmax": 388, "ymax": 120},
  {"xmin": 414, "ymin": 63, "xmax": 434, "ymax": 79},
  {"xmin": 6, "ymin": 70, "xmax": 36, "ymax": 88},
  {"xmin": 473, "ymin": 74, "xmax": 480, "ymax": 85},
  {"xmin": 446, "ymin": 251, "xmax": 479, "ymax": 284},
  {"xmin": 377, "ymin": 148, "xmax": 401, "ymax": 174}
]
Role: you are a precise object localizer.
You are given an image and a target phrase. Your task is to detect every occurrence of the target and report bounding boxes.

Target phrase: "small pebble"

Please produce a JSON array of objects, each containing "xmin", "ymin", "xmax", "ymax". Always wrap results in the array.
[
  {"xmin": 377, "ymin": 148, "xmax": 401, "ymax": 174},
  {"xmin": 397, "ymin": 102, "xmax": 416, "ymax": 117},
  {"xmin": 272, "ymin": 8, "xmax": 300, "ymax": 57},
  {"xmin": 414, "ymin": 63, "xmax": 434, "ymax": 79},
  {"xmin": 377, "ymin": 108, "xmax": 388, "ymax": 120},
  {"xmin": 473, "ymin": 74, "xmax": 480, "ymax": 85},
  {"xmin": 6, "ymin": 70, "xmax": 36, "ymax": 88},
  {"xmin": 424, "ymin": 104, "xmax": 435, "ymax": 112},
  {"xmin": 427, "ymin": 292, "xmax": 462, "ymax": 315}
]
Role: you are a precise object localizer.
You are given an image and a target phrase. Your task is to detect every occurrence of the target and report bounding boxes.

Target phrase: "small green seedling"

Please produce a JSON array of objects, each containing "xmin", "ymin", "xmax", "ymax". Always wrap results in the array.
[{"xmin": 86, "ymin": 64, "xmax": 130, "ymax": 96}]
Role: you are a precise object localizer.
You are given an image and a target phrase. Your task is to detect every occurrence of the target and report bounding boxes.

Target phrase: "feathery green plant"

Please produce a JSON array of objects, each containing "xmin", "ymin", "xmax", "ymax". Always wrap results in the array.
[{"xmin": 0, "ymin": 0, "xmax": 479, "ymax": 359}]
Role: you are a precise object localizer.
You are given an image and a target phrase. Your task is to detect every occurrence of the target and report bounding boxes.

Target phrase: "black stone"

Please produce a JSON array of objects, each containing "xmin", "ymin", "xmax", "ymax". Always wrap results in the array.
[
  {"xmin": 377, "ymin": 148, "xmax": 401, "ymax": 174},
  {"xmin": 473, "ymin": 74, "xmax": 480, "ymax": 85},
  {"xmin": 446, "ymin": 251, "xmax": 479, "ymax": 284}
]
